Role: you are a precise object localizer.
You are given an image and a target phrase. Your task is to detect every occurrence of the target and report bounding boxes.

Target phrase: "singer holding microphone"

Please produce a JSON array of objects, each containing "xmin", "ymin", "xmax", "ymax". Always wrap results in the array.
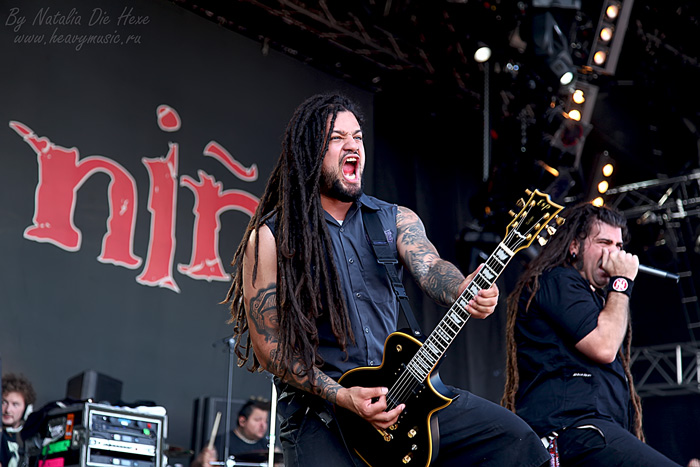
[{"xmin": 501, "ymin": 202, "xmax": 681, "ymax": 466}]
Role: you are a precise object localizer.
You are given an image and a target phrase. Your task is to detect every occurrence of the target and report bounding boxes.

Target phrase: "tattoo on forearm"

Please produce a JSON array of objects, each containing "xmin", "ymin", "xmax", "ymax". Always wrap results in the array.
[
  {"xmin": 422, "ymin": 260, "xmax": 464, "ymax": 305},
  {"xmin": 315, "ymin": 371, "xmax": 341, "ymax": 404},
  {"xmin": 281, "ymin": 362, "xmax": 342, "ymax": 404}
]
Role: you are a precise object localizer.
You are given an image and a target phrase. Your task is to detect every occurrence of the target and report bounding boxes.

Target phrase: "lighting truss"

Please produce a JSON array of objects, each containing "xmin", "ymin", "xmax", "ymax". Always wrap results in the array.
[{"xmin": 631, "ymin": 342, "xmax": 700, "ymax": 397}]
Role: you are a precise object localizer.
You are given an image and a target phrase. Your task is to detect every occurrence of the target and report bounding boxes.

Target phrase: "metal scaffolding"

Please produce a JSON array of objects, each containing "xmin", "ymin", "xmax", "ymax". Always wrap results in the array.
[
  {"xmin": 607, "ymin": 170, "xmax": 700, "ymax": 395},
  {"xmin": 631, "ymin": 342, "xmax": 700, "ymax": 397}
]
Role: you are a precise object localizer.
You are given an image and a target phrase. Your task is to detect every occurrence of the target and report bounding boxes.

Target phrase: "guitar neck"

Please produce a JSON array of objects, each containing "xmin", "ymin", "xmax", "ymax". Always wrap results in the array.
[{"xmin": 405, "ymin": 242, "xmax": 515, "ymax": 382}]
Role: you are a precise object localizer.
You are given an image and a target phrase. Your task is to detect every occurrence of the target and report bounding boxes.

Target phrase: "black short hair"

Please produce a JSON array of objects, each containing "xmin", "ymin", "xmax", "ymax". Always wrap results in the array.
[{"xmin": 237, "ymin": 397, "xmax": 270, "ymax": 424}]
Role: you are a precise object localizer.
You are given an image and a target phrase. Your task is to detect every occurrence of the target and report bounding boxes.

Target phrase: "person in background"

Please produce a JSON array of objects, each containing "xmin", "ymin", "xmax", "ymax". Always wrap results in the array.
[
  {"xmin": 1, "ymin": 374, "xmax": 36, "ymax": 467},
  {"xmin": 191, "ymin": 398, "xmax": 271, "ymax": 466}
]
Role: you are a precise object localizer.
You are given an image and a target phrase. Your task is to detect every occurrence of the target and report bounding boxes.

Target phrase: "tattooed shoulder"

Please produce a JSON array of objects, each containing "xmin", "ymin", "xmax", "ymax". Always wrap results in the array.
[
  {"xmin": 397, "ymin": 206, "xmax": 427, "ymax": 247},
  {"xmin": 247, "ymin": 282, "xmax": 279, "ymax": 343}
]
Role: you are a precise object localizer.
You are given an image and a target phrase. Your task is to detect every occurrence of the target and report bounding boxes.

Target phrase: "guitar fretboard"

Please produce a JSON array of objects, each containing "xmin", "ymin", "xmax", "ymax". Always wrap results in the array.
[{"xmin": 402, "ymin": 243, "xmax": 515, "ymax": 384}]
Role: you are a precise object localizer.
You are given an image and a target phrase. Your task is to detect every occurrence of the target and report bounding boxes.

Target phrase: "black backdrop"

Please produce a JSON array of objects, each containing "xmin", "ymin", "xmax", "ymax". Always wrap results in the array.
[
  {"xmin": 1, "ymin": 0, "xmax": 698, "ymax": 465},
  {"xmin": 0, "ymin": 0, "xmax": 373, "ymax": 452}
]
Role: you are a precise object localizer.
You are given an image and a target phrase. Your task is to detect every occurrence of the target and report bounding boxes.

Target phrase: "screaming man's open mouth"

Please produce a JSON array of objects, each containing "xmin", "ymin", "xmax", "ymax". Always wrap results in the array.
[{"xmin": 343, "ymin": 155, "xmax": 359, "ymax": 181}]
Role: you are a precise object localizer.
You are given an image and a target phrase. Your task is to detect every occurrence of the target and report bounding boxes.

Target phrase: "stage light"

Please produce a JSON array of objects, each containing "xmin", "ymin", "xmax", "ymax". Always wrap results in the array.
[
  {"xmin": 598, "ymin": 180, "xmax": 609, "ymax": 193},
  {"xmin": 560, "ymin": 70, "xmax": 574, "ymax": 85},
  {"xmin": 599, "ymin": 27, "xmax": 614, "ymax": 42},
  {"xmin": 606, "ymin": 4, "xmax": 620, "ymax": 19},
  {"xmin": 572, "ymin": 89, "xmax": 585, "ymax": 104},
  {"xmin": 592, "ymin": 197, "xmax": 605, "ymax": 207},
  {"xmin": 567, "ymin": 109, "xmax": 582, "ymax": 121},
  {"xmin": 531, "ymin": 12, "xmax": 577, "ymax": 87},
  {"xmin": 593, "ymin": 50, "xmax": 608, "ymax": 66},
  {"xmin": 474, "ymin": 45, "xmax": 492, "ymax": 63},
  {"xmin": 602, "ymin": 163, "xmax": 614, "ymax": 177}
]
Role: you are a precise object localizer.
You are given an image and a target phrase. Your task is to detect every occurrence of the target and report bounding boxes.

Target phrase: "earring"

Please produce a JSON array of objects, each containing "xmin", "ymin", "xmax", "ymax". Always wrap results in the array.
[{"xmin": 571, "ymin": 252, "xmax": 577, "ymax": 260}]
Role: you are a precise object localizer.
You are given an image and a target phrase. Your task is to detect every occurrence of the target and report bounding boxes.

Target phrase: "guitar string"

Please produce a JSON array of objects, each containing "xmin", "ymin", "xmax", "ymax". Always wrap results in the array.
[{"xmin": 384, "ymin": 203, "xmax": 547, "ymax": 411}]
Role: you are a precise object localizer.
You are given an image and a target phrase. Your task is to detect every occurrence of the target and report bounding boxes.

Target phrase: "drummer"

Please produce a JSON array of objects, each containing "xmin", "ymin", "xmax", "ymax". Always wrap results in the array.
[{"xmin": 192, "ymin": 398, "xmax": 273, "ymax": 465}]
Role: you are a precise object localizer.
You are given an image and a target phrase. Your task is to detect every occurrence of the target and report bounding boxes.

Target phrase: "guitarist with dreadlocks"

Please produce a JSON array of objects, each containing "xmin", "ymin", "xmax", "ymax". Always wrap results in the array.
[
  {"xmin": 224, "ymin": 93, "xmax": 549, "ymax": 467},
  {"xmin": 502, "ymin": 202, "xmax": 681, "ymax": 466}
]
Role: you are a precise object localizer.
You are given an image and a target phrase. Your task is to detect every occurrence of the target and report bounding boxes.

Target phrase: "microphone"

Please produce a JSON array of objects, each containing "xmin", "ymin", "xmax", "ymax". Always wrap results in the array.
[{"xmin": 638, "ymin": 264, "xmax": 680, "ymax": 282}]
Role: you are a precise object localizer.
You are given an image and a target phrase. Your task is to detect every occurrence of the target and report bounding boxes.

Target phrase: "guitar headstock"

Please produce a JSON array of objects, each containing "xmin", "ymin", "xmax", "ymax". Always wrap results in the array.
[{"xmin": 504, "ymin": 189, "xmax": 565, "ymax": 254}]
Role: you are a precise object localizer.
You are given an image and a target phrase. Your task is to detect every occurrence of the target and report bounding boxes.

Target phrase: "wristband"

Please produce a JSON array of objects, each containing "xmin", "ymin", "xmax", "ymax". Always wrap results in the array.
[{"xmin": 608, "ymin": 276, "xmax": 634, "ymax": 298}]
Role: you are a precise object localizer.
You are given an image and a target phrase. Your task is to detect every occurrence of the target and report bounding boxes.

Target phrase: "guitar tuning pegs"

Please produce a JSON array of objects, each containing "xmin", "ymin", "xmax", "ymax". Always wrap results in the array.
[
  {"xmin": 525, "ymin": 189, "xmax": 533, "ymax": 196},
  {"xmin": 537, "ymin": 236, "xmax": 548, "ymax": 246},
  {"xmin": 555, "ymin": 216, "xmax": 566, "ymax": 226},
  {"xmin": 508, "ymin": 210, "xmax": 516, "ymax": 217},
  {"xmin": 516, "ymin": 198, "xmax": 525, "ymax": 208},
  {"xmin": 546, "ymin": 225, "xmax": 557, "ymax": 236}
]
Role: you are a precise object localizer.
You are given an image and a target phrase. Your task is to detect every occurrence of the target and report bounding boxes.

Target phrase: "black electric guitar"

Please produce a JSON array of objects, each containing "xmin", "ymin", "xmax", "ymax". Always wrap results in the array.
[{"xmin": 336, "ymin": 189, "xmax": 565, "ymax": 467}]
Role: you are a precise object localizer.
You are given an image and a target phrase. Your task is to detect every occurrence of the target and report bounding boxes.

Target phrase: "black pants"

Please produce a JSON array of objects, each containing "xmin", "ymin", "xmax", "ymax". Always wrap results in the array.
[
  {"xmin": 277, "ymin": 385, "xmax": 550, "ymax": 467},
  {"xmin": 556, "ymin": 418, "xmax": 682, "ymax": 467}
]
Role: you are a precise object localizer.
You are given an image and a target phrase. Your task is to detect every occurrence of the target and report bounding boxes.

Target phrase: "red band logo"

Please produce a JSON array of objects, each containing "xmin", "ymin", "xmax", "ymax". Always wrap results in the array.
[{"xmin": 612, "ymin": 277, "xmax": 629, "ymax": 292}]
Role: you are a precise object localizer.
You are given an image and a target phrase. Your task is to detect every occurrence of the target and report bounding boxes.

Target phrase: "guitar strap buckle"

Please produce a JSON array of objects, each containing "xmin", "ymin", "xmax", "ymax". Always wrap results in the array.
[{"xmin": 314, "ymin": 406, "xmax": 334, "ymax": 428}]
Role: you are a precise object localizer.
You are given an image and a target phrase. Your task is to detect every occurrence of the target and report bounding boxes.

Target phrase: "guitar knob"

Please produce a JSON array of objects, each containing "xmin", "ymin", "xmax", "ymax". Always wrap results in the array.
[
  {"xmin": 408, "ymin": 428, "xmax": 417, "ymax": 438},
  {"xmin": 402, "ymin": 453, "xmax": 413, "ymax": 464}
]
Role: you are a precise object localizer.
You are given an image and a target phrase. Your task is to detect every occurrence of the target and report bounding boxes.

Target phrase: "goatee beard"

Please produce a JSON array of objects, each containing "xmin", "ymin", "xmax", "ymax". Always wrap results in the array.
[{"xmin": 321, "ymin": 171, "xmax": 363, "ymax": 202}]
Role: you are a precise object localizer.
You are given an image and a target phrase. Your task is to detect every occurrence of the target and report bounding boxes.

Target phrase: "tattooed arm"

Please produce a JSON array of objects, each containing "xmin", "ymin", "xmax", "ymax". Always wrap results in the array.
[
  {"xmin": 243, "ymin": 225, "xmax": 404, "ymax": 429},
  {"xmin": 396, "ymin": 206, "xmax": 499, "ymax": 319}
]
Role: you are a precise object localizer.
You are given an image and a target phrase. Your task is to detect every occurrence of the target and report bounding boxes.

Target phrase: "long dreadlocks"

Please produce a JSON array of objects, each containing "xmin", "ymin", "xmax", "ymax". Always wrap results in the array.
[
  {"xmin": 224, "ymin": 93, "xmax": 362, "ymax": 384},
  {"xmin": 501, "ymin": 202, "xmax": 646, "ymax": 441}
]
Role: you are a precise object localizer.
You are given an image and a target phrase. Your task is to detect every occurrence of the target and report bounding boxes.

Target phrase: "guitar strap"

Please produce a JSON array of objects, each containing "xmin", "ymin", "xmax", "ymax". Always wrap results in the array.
[{"xmin": 362, "ymin": 209, "xmax": 423, "ymax": 338}]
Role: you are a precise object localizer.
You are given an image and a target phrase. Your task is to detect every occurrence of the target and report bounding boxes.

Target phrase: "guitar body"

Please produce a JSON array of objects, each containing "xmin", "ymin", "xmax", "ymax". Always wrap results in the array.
[{"xmin": 336, "ymin": 331, "xmax": 454, "ymax": 467}]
